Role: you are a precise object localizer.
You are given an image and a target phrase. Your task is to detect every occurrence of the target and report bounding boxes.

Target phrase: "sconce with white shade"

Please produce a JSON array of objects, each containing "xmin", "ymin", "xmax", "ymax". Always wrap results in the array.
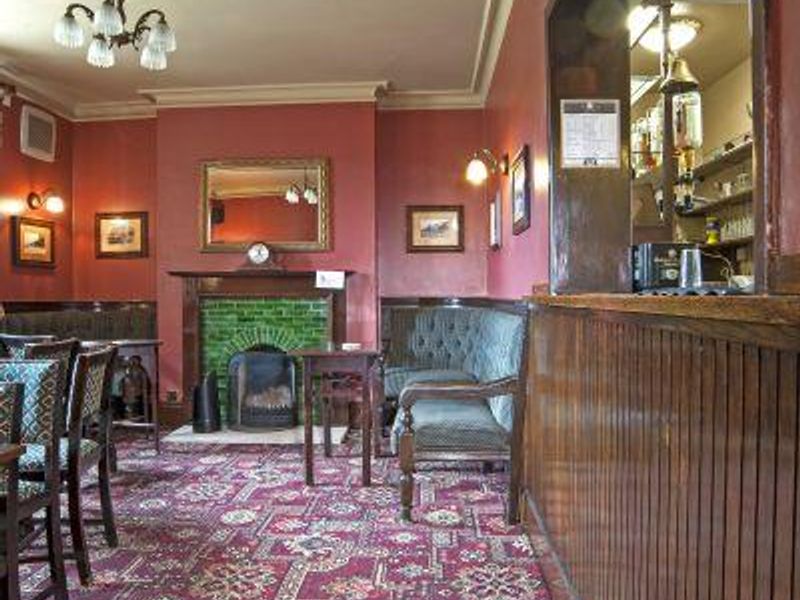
[
  {"xmin": 0, "ymin": 199, "xmax": 26, "ymax": 216},
  {"xmin": 465, "ymin": 149, "xmax": 508, "ymax": 186},
  {"xmin": 26, "ymin": 190, "xmax": 66, "ymax": 214}
]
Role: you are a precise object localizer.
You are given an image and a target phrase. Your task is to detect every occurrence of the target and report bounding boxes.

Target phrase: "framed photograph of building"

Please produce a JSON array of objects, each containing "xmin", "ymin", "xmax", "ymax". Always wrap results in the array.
[
  {"xmin": 406, "ymin": 205, "xmax": 464, "ymax": 253},
  {"xmin": 12, "ymin": 217, "xmax": 55, "ymax": 268},
  {"xmin": 489, "ymin": 192, "xmax": 502, "ymax": 249},
  {"xmin": 95, "ymin": 212, "xmax": 149, "ymax": 259},
  {"xmin": 511, "ymin": 144, "xmax": 531, "ymax": 235}
]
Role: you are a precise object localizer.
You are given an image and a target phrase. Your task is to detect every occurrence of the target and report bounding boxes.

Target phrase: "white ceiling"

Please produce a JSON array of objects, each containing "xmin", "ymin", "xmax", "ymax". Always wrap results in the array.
[{"xmin": 0, "ymin": 0, "xmax": 513, "ymax": 119}]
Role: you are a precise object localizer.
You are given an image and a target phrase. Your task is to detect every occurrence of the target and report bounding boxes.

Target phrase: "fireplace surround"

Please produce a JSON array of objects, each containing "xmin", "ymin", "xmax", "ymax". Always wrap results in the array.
[{"xmin": 169, "ymin": 269, "xmax": 352, "ymax": 423}]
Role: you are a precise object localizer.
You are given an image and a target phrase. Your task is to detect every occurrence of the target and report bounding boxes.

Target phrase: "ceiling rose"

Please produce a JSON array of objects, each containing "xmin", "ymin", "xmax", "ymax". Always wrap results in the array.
[{"xmin": 53, "ymin": 0, "xmax": 176, "ymax": 71}]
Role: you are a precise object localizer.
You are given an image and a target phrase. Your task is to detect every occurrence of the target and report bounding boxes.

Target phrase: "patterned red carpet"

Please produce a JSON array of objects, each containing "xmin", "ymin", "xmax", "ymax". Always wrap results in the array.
[{"xmin": 22, "ymin": 440, "xmax": 552, "ymax": 599}]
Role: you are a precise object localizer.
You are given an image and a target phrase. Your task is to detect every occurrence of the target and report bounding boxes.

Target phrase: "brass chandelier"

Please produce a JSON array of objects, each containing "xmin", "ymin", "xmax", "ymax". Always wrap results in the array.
[{"xmin": 53, "ymin": 0, "xmax": 176, "ymax": 71}]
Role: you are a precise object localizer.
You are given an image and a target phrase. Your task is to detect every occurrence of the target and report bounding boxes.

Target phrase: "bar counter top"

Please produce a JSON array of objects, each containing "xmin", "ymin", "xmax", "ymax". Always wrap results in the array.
[{"xmin": 527, "ymin": 293, "xmax": 800, "ymax": 327}]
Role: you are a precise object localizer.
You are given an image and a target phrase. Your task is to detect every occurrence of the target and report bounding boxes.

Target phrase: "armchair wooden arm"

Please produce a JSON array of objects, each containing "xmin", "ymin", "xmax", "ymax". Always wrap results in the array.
[{"xmin": 399, "ymin": 376, "xmax": 518, "ymax": 408}]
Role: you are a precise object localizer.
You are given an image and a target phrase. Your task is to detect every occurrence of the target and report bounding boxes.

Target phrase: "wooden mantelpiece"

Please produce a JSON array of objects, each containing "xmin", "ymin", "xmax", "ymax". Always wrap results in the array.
[
  {"xmin": 169, "ymin": 268, "xmax": 354, "ymax": 279},
  {"xmin": 170, "ymin": 268, "xmax": 353, "ymax": 417}
]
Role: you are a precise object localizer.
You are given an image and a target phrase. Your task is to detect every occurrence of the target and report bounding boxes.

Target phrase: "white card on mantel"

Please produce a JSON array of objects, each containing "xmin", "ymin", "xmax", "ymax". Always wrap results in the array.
[{"xmin": 315, "ymin": 270, "xmax": 346, "ymax": 290}]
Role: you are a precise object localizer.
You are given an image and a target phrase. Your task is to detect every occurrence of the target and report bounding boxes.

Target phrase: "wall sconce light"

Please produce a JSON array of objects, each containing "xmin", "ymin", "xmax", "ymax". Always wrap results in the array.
[
  {"xmin": 26, "ymin": 190, "xmax": 66, "ymax": 214},
  {"xmin": 465, "ymin": 149, "xmax": 509, "ymax": 186},
  {"xmin": 0, "ymin": 198, "xmax": 26, "ymax": 216}
]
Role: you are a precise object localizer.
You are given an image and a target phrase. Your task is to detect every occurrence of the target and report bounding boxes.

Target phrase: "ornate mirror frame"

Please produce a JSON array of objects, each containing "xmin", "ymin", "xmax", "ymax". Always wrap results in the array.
[{"xmin": 200, "ymin": 157, "xmax": 331, "ymax": 253}]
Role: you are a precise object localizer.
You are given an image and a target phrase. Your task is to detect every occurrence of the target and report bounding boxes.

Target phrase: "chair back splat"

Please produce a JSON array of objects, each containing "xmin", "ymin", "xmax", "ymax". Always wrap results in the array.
[{"xmin": 23, "ymin": 338, "xmax": 79, "ymax": 406}]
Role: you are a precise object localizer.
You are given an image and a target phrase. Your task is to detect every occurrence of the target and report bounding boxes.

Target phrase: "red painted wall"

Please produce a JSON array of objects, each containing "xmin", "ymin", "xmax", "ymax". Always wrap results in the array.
[
  {"xmin": 779, "ymin": 0, "xmax": 800, "ymax": 255},
  {"xmin": 156, "ymin": 103, "xmax": 377, "ymax": 399},
  {"xmin": 72, "ymin": 118, "xmax": 157, "ymax": 300},
  {"xmin": 484, "ymin": 0, "xmax": 550, "ymax": 299},
  {"xmin": 377, "ymin": 109, "xmax": 486, "ymax": 297},
  {"xmin": 0, "ymin": 98, "xmax": 73, "ymax": 300}
]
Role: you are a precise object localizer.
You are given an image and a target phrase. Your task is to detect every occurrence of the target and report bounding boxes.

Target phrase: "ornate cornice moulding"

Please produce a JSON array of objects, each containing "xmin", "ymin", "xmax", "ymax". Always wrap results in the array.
[
  {"xmin": 0, "ymin": 0, "xmax": 513, "ymax": 121},
  {"xmin": 138, "ymin": 81, "xmax": 390, "ymax": 109}
]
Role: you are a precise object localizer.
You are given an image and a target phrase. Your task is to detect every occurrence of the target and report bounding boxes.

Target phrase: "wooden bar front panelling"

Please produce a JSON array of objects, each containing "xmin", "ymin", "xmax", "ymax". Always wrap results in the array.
[{"xmin": 524, "ymin": 299, "xmax": 800, "ymax": 600}]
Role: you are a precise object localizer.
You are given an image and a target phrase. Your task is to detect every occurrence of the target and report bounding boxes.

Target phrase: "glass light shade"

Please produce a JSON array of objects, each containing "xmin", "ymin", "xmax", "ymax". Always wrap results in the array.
[
  {"xmin": 147, "ymin": 21, "xmax": 177, "ymax": 53},
  {"xmin": 303, "ymin": 187, "xmax": 318, "ymax": 205},
  {"xmin": 466, "ymin": 157, "xmax": 489, "ymax": 185},
  {"xmin": 0, "ymin": 198, "xmax": 25, "ymax": 216},
  {"xmin": 639, "ymin": 19, "xmax": 700, "ymax": 54},
  {"xmin": 627, "ymin": 6, "xmax": 658, "ymax": 46},
  {"xmin": 285, "ymin": 186, "xmax": 301, "ymax": 204},
  {"xmin": 44, "ymin": 195, "xmax": 65, "ymax": 214},
  {"xmin": 87, "ymin": 37, "xmax": 115, "ymax": 68},
  {"xmin": 673, "ymin": 90, "xmax": 703, "ymax": 151},
  {"xmin": 93, "ymin": 0, "xmax": 123, "ymax": 36},
  {"xmin": 54, "ymin": 14, "xmax": 85, "ymax": 48},
  {"xmin": 140, "ymin": 44, "xmax": 167, "ymax": 71}
]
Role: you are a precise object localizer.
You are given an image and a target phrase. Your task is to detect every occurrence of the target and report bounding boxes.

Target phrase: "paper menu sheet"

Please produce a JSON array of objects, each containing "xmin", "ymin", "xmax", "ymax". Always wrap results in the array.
[
  {"xmin": 315, "ymin": 270, "xmax": 345, "ymax": 290},
  {"xmin": 560, "ymin": 99, "xmax": 621, "ymax": 169}
]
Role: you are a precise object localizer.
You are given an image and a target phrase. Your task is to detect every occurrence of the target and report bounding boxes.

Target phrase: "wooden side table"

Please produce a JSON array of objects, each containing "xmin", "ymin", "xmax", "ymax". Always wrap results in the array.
[{"xmin": 290, "ymin": 348, "xmax": 381, "ymax": 486}]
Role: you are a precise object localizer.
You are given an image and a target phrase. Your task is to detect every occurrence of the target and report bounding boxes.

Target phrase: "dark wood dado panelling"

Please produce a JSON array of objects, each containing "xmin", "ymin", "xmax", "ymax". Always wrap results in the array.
[
  {"xmin": 0, "ymin": 301, "xmax": 155, "ymax": 314},
  {"xmin": 524, "ymin": 298, "xmax": 800, "ymax": 600}
]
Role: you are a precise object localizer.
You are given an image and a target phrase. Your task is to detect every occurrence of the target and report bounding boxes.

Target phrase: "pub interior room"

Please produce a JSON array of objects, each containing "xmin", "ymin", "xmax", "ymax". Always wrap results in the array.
[{"xmin": 0, "ymin": 0, "xmax": 798, "ymax": 598}]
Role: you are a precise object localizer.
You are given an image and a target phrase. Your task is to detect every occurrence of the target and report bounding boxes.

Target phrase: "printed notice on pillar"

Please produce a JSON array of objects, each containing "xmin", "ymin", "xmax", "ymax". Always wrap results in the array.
[{"xmin": 560, "ymin": 99, "xmax": 620, "ymax": 169}]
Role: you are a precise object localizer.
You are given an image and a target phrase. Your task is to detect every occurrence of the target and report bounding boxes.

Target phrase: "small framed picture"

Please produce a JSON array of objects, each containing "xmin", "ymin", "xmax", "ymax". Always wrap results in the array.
[
  {"xmin": 12, "ymin": 217, "xmax": 55, "ymax": 268},
  {"xmin": 511, "ymin": 144, "xmax": 531, "ymax": 235},
  {"xmin": 406, "ymin": 205, "xmax": 464, "ymax": 253},
  {"xmin": 95, "ymin": 212, "xmax": 149, "ymax": 259},
  {"xmin": 489, "ymin": 192, "xmax": 502, "ymax": 250}
]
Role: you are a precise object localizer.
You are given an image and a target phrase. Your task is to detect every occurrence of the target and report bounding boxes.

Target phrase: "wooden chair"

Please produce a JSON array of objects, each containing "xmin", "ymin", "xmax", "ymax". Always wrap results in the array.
[
  {"xmin": 0, "ymin": 382, "xmax": 25, "ymax": 600},
  {"xmin": 0, "ymin": 335, "xmax": 56, "ymax": 360},
  {"xmin": 0, "ymin": 362, "xmax": 69, "ymax": 600},
  {"xmin": 19, "ymin": 346, "xmax": 118, "ymax": 586}
]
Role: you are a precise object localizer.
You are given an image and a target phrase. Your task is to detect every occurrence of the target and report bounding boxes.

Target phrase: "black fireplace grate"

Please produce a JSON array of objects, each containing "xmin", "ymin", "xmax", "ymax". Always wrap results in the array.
[{"xmin": 227, "ymin": 346, "xmax": 296, "ymax": 431}]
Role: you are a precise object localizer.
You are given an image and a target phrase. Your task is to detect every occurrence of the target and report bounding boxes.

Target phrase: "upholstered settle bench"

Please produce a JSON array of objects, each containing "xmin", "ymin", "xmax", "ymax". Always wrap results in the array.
[
  {"xmin": 0, "ymin": 305, "xmax": 155, "ymax": 341},
  {"xmin": 382, "ymin": 304, "xmax": 528, "ymax": 523}
]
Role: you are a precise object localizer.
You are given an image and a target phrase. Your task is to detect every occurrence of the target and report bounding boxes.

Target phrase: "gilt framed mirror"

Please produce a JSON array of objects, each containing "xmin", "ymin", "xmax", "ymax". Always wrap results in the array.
[{"xmin": 201, "ymin": 158, "xmax": 330, "ymax": 252}]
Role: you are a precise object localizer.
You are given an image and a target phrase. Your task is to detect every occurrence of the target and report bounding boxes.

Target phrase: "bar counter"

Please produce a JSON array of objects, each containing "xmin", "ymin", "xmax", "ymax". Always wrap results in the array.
[
  {"xmin": 522, "ymin": 293, "xmax": 800, "ymax": 599},
  {"xmin": 528, "ymin": 293, "xmax": 800, "ymax": 325}
]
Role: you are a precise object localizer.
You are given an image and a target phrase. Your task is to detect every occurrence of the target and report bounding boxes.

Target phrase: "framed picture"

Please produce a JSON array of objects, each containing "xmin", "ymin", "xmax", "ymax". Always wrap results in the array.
[
  {"xmin": 511, "ymin": 144, "xmax": 531, "ymax": 235},
  {"xmin": 95, "ymin": 212, "xmax": 149, "ymax": 259},
  {"xmin": 406, "ymin": 205, "xmax": 464, "ymax": 253},
  {"xmin": 11, "ymin": 217, "xmax": 55, "ymax": 268},
  {"xmin": 489, "ymin": 192, "xmax": 502, "ymax": 250}
]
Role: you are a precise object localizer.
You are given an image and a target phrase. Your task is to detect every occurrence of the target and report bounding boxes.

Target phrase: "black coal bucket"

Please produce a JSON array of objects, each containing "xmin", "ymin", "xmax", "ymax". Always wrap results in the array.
[{"xmin": 192, "ymin": 372, "xmax": 221, "ymax": 433}]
